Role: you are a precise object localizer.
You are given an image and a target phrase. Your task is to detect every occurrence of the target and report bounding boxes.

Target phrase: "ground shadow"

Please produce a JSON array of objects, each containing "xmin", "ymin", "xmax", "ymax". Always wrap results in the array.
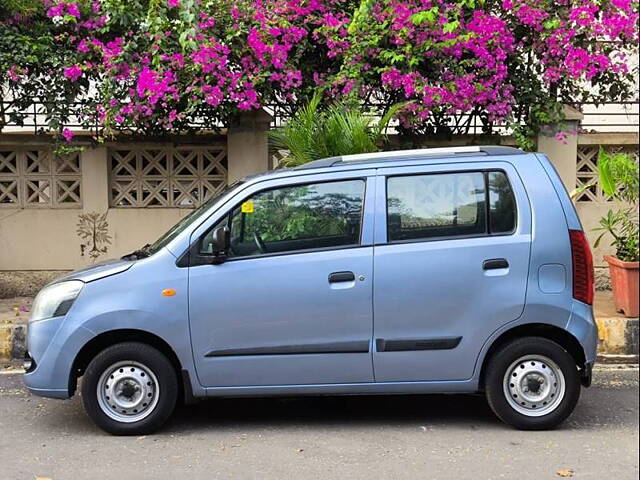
[{"xmin": 166, "ymin": 393, "xmax": 500, "ymax": 433}]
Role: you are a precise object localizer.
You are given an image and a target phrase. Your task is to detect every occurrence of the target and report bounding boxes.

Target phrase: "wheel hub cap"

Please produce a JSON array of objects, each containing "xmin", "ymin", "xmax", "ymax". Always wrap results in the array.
[
  {"xmin": 97, "ymin": 361, "xmax": 160, "ymax": 423},
  {"xmin": 503, "ymin": 355, "xmax": 565, "ymax": 417}
]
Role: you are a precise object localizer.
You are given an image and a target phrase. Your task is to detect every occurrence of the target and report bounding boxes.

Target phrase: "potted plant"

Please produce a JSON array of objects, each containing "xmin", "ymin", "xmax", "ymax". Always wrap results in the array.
[{"xmin": 594, "ymin": 148, "xmax": 639, "ymax": 318}]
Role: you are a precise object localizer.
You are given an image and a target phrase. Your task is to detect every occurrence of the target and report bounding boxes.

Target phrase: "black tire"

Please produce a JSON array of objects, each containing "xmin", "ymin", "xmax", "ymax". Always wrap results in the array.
[
  {"xmin": 81, "ymin": 342, "xmax": 178, "ymax": 435},
  {"xmin": 485, "ymin": 336, "xmax": 581, "ymax": 430}
]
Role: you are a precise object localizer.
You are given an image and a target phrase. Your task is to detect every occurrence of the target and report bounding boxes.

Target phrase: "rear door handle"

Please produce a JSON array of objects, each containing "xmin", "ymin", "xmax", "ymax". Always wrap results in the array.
[
  {"xmin": 483, "ymin": 258, "xmax": 509, "ymax": 270},
  {"xmin": 328, "ymin": 271, "xmax": 355, "ymax": 283}
]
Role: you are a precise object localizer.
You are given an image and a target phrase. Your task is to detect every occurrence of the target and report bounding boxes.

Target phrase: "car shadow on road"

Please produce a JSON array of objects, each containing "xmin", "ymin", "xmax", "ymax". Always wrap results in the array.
[{"xmin": 166, "ymin": 393, "xmax": 502, "ymax": 433}]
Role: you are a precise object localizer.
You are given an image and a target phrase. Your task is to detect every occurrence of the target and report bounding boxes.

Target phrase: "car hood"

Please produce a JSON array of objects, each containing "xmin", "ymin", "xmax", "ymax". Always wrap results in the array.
[{"xmin": 52, "ymin": 258, "xmax": 136, "ymax": 284}]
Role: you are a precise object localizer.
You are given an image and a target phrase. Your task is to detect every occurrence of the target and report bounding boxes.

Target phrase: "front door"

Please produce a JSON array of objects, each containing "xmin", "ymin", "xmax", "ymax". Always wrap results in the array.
[
  {"xmin": 372, "ymin": 163, "xmax": 531, "ymax": 382},
  {"xmin": 189, "ymin": 175, "xmax": 375, "ymax": 387}
]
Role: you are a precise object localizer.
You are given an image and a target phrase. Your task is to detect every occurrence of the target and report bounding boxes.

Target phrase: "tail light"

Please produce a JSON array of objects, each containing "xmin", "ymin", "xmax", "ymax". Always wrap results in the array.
[{"xmin": 569, "ymin": 230, "xmax": 594, "ymax": 305}]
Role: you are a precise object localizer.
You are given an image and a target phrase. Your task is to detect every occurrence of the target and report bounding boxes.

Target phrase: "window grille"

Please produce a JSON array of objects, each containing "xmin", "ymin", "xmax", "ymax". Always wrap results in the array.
[
  {"xmin": 109, "ymin": 145, "xmax": 228, "ymax": 208},
  {"xmin": 0, "ymin": 149, "xmax": 82, "ymax": 207},
  {"xmin": 575, "ymin": 144, "xmax": 639, "ymax": 203}
]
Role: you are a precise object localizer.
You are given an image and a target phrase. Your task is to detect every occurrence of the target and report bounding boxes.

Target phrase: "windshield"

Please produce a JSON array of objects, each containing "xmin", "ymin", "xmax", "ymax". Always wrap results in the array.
[{"xmin": 145, "ymin": 181, "xmax": 244, "ymax": 255}]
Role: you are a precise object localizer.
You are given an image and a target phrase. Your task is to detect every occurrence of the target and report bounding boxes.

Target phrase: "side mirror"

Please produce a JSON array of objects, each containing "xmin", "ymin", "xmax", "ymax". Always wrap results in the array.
[{"xmin": 211, "ymin": 226, "xmax": 230, "ymax": 264}]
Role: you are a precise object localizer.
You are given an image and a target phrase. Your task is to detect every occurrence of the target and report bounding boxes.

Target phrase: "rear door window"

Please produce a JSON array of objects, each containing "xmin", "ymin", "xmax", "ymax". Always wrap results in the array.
[
  {"xmin": 386, "ymin": 170, "xmax": 516, "ymax": 242},
  {"xmin": 387, "ymin": 172, "xmax": 486, "ymax": 241},
  {"xmin": 488, "ymin": 171, "xmax": 516, "ymax": 234}
]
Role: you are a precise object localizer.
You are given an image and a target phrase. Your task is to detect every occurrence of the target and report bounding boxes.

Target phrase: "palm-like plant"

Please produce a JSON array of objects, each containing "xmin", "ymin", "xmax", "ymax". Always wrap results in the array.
[
  {"xmin": 593, "ymin": 148, "xmax": 639, "ymax": 262},
  {"xmin": 269, "ymin": 93, "xmax": 409, "ymax": 167}
]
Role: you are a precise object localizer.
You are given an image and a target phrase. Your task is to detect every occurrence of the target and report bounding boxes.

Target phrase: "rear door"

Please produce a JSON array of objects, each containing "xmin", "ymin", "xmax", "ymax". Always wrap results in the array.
[{"xmin": 372, "ymin": 161, "xmax": 531, "ymax": 382}]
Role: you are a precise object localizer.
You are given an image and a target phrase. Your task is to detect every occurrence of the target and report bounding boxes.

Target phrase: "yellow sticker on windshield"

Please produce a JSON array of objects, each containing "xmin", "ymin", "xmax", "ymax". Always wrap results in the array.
[{"xmin": 241, "ymin": 200, "xmax": 254, "ymax": 213}]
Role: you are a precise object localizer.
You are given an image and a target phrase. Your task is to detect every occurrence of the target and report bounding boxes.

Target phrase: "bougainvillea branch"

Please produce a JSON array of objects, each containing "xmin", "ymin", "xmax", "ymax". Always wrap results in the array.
[{"xmin": 0, "ymin": 0, "xmax": 637, "ymax": 147}]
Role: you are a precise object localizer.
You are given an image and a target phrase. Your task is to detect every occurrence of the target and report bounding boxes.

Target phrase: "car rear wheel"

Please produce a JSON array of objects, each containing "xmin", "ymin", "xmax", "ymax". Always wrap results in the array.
[
  {"xmin": 81, "ymin": 342, "xmax": 178, "ymax": 435},
  {"xmin": 485, "ymin": 336, "xmax": 581, "ymax": 430}
]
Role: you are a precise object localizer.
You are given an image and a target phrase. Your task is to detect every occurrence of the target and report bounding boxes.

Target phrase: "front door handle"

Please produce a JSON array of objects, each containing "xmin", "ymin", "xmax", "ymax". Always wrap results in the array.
[
  {"xmin": 483, "ymin": 258, "xmax": 509, "ymax": 270},
  {"xmin": 328, "ymin": 271, "xmax": 355, "ymax": 283}
]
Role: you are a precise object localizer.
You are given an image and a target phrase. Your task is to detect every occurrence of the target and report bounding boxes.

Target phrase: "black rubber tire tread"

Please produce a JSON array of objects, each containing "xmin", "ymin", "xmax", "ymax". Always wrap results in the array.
[
  {"xmin": 485, "ymin": 336, "xmax": 581, "ymax": 430},
  {"xmin": 81, "ymin": 342, "xmax": 178, "ymax": 435}
]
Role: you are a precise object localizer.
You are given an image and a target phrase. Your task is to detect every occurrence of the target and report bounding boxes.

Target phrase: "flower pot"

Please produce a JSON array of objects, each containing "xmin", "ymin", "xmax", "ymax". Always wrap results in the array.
[{"xmin": 604, "ymin": 255, "xmax": 640, "ymax": 318}]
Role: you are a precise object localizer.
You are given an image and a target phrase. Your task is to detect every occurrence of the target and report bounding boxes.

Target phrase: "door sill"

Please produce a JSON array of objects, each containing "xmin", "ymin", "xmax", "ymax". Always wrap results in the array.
[{"xmin": 203, "ymin": 379, "xmax": 477, "ymax": 398}]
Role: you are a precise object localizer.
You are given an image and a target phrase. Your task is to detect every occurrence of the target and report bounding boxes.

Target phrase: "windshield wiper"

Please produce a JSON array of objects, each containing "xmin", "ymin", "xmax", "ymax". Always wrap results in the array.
[{"xmin": 122, "ymin": 243, "xmax": 151, "ymax": 260}]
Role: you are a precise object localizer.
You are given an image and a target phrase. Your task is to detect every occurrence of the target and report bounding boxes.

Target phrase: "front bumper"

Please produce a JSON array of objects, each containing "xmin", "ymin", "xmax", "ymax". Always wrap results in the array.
[{"xmin": 22, "ymin": 315, "xmax": 93, "ymax": 399}]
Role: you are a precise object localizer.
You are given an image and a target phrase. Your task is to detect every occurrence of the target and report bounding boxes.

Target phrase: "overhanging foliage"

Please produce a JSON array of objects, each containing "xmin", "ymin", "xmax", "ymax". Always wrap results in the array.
[{"xmin": 0, "ymin": 0, "xmax": 638, "ymax": 147}]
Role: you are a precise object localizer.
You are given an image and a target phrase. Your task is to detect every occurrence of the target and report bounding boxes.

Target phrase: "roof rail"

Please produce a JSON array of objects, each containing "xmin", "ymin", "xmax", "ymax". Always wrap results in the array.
[{"xmin": 295, "ymin": 145, "xmax": 524, "ymax": 170}]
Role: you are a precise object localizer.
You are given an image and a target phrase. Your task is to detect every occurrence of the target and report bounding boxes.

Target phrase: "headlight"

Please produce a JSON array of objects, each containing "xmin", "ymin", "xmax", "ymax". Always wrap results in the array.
[{"xmin": 30, "ymin": 280, "xmax": 84, "ymax": 323}]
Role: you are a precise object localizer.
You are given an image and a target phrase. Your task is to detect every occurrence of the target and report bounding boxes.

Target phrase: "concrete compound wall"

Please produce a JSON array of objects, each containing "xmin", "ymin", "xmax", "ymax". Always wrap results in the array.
[
  {"xmin": 1, "ymin": 109, "xmax": 638, "ymax": 296},
  {"xmin": 1, "ymin": 112, "xmax": 272, "ymax": 295}
]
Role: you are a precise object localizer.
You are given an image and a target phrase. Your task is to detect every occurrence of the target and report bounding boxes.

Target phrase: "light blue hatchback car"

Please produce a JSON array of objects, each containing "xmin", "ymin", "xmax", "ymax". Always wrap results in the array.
[{"xmin": 24, "ymin": 146, "xmax": 597, "ymax": 435}]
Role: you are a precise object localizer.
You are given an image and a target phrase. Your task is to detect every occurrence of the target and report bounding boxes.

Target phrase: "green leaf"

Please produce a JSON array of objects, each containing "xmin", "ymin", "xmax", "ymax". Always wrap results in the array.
[
  {"xmin": 443, "ymin": 21, "xmax": 460, "ymax": 34},
  {"xmin": 410, "ymin": 7, "xmax": 439, "ymax": 26},
  {"xmin": 348, "ymin": 0, "xmax": 376, "ymax": 34},
  {"xmin": 598, "ymin": 148, "xmax": 616, "ymax": 197},
  {"xmin": 543, "ymin": 19, "xmax": 561, "ymax": 30}
]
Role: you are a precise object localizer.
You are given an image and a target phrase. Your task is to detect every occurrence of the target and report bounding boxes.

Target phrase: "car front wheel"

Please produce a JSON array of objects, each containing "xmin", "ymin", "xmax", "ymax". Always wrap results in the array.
[
  {"xmin": 81, "ymin": 342, "xmax": 178, "ymax": 435},
  {"xmin": 485, "ymin": 336, "xmax": 581, "ymax": 430}
]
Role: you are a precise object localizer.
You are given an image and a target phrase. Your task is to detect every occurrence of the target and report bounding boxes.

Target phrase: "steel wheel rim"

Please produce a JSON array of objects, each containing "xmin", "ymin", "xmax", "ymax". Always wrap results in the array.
[
  {"xmin": 503, "ymin": 354, "xmax": 565, "ymax": 417},
  {"xmin": 96, "ymin": 361, "xmax": 160, "ymax": 423}
]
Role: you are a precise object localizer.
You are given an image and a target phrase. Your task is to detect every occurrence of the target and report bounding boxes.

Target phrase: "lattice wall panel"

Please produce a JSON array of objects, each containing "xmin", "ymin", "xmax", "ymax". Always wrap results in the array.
[
  {"xmin": 576, "ymin": 144, "xmax": 639, "ymax": 203},
  {"xmin": 109, "ymin": 146, "xmax": 228, "ymax": 208},
  {"xmin": 0, "ymin": 149, "xmax": 82, "ymax": 207}
]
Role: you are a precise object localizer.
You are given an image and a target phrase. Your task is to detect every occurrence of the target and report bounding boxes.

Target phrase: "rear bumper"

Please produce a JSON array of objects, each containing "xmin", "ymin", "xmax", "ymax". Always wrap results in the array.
[
  {"xmin": 581, "ymin": 361, "xmax": 593, "ymax": 387},
  {"xmin": 566, "ymin": 299, "xmax": 599, "ymax": 387}
]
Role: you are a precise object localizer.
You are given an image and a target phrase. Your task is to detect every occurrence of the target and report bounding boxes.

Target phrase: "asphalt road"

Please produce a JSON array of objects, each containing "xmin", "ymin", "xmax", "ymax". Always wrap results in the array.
[{"xmin": 0, "ymin": 366, "xmax": 637, "ymax": 480}]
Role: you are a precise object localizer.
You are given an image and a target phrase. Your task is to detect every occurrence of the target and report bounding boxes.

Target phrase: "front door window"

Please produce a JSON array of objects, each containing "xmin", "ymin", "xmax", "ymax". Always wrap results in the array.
[{"xmin": 201, "ymin": 179, "xmax": 365, "ymax": 257}]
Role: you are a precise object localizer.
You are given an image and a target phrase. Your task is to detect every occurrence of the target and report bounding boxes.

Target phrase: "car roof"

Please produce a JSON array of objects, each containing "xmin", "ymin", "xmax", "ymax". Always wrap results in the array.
[
  {"xmin": 242, "ymin": 146, "xmax": 527, "ymax": 184},
  {"xmin": 295, "ymin": 145, "xmax": 524, "ymax": 169}
]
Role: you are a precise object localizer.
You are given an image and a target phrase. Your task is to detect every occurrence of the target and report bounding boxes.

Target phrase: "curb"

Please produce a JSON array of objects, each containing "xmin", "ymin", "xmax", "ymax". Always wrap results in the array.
[
  {"xmin": 0, "ymin": 323, "xmax": 26, "ymax": 362},
  {"xmin": 595, "ymin": 316, "xmax": 639, "ymax": 355},
  {"xmin": 597, "ymin": 354, "xmax": 639, "ymax": 364}
]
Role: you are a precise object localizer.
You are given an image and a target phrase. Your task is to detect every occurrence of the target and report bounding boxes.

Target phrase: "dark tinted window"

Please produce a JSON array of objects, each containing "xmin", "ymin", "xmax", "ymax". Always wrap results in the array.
[
  {"xmin": 387, "ymin": 172, "xmax": 486, "ymax": 241},
  {"xmin": 201, "ymin": 180, "xmax": 365, "ymax": 257},
  {"xmin": 488, "ymin": 171, "xmax": 516, "ymax": 234}
]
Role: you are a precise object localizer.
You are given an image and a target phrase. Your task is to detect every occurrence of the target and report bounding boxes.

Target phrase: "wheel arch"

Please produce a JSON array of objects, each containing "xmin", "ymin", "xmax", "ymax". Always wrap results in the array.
[
  {"xmin": 69, "ymin": 329, "xmax": 184, "ymax": 397},
  {"xmin": 478, "ymin": 323, "xmax": 588, "ymax": 390}
]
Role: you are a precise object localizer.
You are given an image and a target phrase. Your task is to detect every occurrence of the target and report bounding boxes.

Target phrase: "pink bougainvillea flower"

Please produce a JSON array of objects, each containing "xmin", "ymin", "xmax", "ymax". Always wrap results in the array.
[
  {"xmin": 167, "ymin": 0, "xmax": 180, "ymax": 7},
  {"xmin": 62, "ymin": 128, "xmax": 74, "ymax": 142},
  {"xmin": 104, "ymin": 38, "xmax": 124, "ymax": 60},
  {"xmin": 63, "ymin": 65, "xmax": 82, "ymax": 82},
  {"xmin": 46, "ymin": 4, "xmax": 65, "ymax": 18},
  {"xmin": 76, "ymin": 38, "xmax": 91, "ymax": 53},
  {"xmin": 6, "ymin": 65, "xmax": 21, "ymax": 82},
  {"xmin": 66, "ymin": 3, "xmax": 81, "ymax": 18}
]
